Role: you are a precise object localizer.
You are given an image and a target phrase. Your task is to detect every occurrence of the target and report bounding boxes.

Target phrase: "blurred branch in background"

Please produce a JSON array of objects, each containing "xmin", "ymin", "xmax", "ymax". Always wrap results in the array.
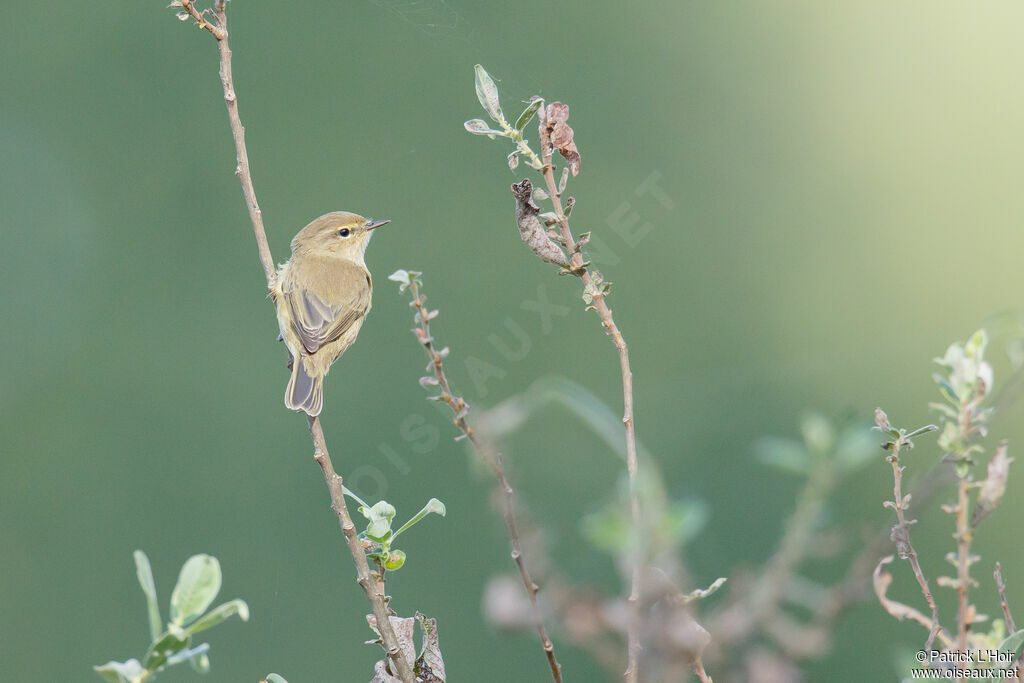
[
  {"xmin": 164, "ymin": 3, "xmax": 418, "ymax": 680},
  {"xmin": 477, "ymin": 385, "xmax": 906, "ymax": 682},
  {"xmin": 873, "ymin": 410, "xmax": 943, "ymax": 653},
  {"xmin": 466, "ymin": 64, "xmax": 651, "ymax": 683},
  {"xmin": 389, "ymin": 269, "xmax": 563, "ymax": 683},
  {"xmin": 874, "ymin": 331, "xmax": 1024, "ymax": 682}
]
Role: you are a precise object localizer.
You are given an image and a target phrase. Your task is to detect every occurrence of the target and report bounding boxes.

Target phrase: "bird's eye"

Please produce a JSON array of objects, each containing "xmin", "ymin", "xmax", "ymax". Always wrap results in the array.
[{"xmin": 338, "ymin": 228, "xmax": 351, "ymax": 237}]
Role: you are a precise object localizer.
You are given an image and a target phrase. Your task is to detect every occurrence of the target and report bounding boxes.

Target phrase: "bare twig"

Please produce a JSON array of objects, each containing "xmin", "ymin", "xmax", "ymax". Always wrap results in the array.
[
  {"xmin": 207, "ymin": 0, "xmax": 275, "ymax": 288},
  {"xmin": 874, "ymin": 555, "xmax": 954, "ymax": 649},
  {"xmin": 708, "ymin": 463, "xmax": 836, "ymax": 648},
  {"xmin": 887, "ymin": 438, "xmax": 944, "ymax": 654},
  {"xmin": 995, "ymin": 562, "xmax": 1016, "ymax": 633},
  {"xmin": 177, "ymin": 0, "xmax": 224, "ymax": 39},
  {"xmin": 693, "ymin": 658, "xmax": 713, "ymax": 683},
  {"xmin": 170, "ymin": 4, "xmax": 413, "ymax": 681},
  {"xmin": 537, "ymin": 133, "xmax": 645, "ymax": 683},
  {"xmin": 402, "ymin": 277, "xmax": 563, "ymax": 683},
  {"xmin": 308, "ymin": 417, "xmax": 414, "ymax": 681}
]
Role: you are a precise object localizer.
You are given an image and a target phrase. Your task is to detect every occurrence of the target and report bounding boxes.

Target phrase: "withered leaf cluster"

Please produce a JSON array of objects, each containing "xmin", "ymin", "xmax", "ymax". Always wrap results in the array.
[
  {"xmin": 540, "ymin": 102, "xmax": 581, "ymax": 176},
  {"xmin": 511, "ymin": 178, "xmax": 570, "ymax": 268}
]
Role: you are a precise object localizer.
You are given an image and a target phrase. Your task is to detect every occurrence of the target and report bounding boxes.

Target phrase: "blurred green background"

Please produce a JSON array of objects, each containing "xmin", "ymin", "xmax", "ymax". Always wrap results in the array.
[{"xmin": 5, "ymin": 1, "xmax": 1024, "ymax": 681}]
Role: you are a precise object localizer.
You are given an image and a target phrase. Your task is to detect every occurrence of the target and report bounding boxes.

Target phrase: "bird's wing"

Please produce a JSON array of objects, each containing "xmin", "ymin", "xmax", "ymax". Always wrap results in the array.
[{"xmin": 282, "ymin": 261, "xmax": 371, "ymax": 355}]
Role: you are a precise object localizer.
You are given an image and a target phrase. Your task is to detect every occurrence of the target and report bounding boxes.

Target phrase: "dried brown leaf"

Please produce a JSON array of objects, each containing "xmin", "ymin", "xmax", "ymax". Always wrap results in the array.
[
  {"xmin": 511, "ymin": 179, "xmax": 570, "ymax": 268},
  {"xmin": 539, "ymin": 102, "xmax": 581, "ymax": 176},
  {"xmin": 974, "ymin": 440, "xmax": 1012, "ymax": 526}
]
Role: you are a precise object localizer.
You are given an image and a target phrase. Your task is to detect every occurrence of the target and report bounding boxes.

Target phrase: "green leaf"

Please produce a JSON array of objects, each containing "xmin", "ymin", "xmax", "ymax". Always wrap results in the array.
[
  {"xmin": 754, "ymin": 436, "xmax": 812, "ymax": 475},
  {"xmin": 93, "ymin": 660, "xmax": 145, "ymax": 683},
  {"xmin": 965, "ymin": 328, "xmax": 988, "ymax": 358},
  {"xmin": 388, "ymin": 269, "xmax": 410, "ymax": 285},
  {"xmin": 514, "ymin": 98, "xmax": 543, "ymax": 131},
  {"xmin": 800, "ymin": 412, "xmax": 835, "ymax": 455},
  {"xmin": 387, "ymin": 269, "xmax": 422, "ymax": 293},
  {"xmin": 473, "ymin": 64, "xmax": 503, "ymax": 123},
  {"xmin": 186, "ymin": 599, "xmax": 250, "ymax": 636},
  {"xmin": 188, "ymin": 650, "xmax": 210, "ymax": 674},
  {"xmin": 581, "ymin": 505, "xmax": 627, "ymax": 554},
  {"xmin": 264, "ymin": 676, "xmax": 289, "ymax": 683},
  {"xmin": 166, "ymin": 642, "xmax": 209, "ymax": 666},
  {"xmin": 463, "ymin": 119, "xmax": 506, "ymax": 137},
  {"xmin": 985, "ymin": 628, "xmax": 1024, "ymax": 680},
  {"xmin": 384, "ymin": 549, "xmax": 407, "ymax": 570},
  {"xmin": 361, "ymin": 500, "xmax": 397, "ymax": 540},
  {"xmin": 144, "ymin": 628, "xmax": 189, "ymax": 670},
  {"xmin": 391, "ymin": 498, "xmax": 446, "ymax": 541},
  {"xmin": 834, "ymin": 425, "xmax": 881, "ymax": 472},
  {"xmin": 342, "ymin": 485, "xmax": 370, "ymax": 510},
  {"xmin": 930, "ymin": 400, "xmax": 958, "ymax": 418},
  {"xmin": 996, "ymin": 628, "xmax": 1024, "ymax": 657},
  {"xmin": 170, "ymin": 555, "xmax": 222, "ymax": 628},
  {"xmin": 660, "ymin": 499, "xmax": 709, "ymax": 548},
  {"xmin": 932, "ymin": 373, "xmax": 960, "ymax": 404},
  {"xmin": 905, "ymin": 424, "xmax": 939, "ymax": 439},
  {"xmin": 133, "ymin": 550, "xmax": 162, "ymax": 642}
]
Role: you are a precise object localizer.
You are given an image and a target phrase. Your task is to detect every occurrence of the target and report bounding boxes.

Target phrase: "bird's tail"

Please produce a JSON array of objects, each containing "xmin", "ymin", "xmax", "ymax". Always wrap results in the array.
[{"xmin": 285, "ymin": 358, "xmax": 324, "ymax": 417}]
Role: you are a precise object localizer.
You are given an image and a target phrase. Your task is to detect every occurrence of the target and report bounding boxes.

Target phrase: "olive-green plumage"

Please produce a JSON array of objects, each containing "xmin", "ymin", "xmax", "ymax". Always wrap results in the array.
[{"xmin": 272, "ymin": 211, "xmax": 388, "ymax": 417}]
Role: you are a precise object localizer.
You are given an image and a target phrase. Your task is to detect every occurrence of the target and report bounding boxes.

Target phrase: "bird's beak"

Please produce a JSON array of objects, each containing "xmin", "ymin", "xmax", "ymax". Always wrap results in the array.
[{"xmin": 365, "ymin": 218, "xmax": 390, "ymax": 231}]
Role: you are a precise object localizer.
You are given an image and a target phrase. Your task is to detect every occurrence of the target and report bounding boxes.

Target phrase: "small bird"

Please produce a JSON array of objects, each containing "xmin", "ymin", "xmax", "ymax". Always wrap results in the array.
[{"xmin": 272, "ymin": 211, "xmax": 389, "ymax": 417}]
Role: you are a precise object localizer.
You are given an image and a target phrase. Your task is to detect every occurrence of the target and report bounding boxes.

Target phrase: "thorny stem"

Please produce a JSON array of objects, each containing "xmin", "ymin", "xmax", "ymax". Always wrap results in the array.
[
  {"xmin": 539, "ymin": 152, "xmax": 645, "ymax": 683},
  {"xmin": 888, "ymin": 439, "xmax": 943, "ymax": 655},
  {"xmin": 406, "ymin": 279, "xmax": 564, "ymax": 683},
  {"xmin": 173, "ymin": 4, "xmax": 414, "ymax": 681}
]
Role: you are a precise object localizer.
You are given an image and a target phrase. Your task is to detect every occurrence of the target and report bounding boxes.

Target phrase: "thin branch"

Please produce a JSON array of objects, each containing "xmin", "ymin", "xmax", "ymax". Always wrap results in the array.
[
  {"xmin": 209, "ymin": 0, "xmax": 275, "ymax": 288},
  {"xmin": 171, "ymin": 4, "xmax": 413, "ymax": 681},
  {"xmin": 178, "ymin": 0, "xmax": 224, "ymax": 39},
  {"xmin": 708, "ymin": 463, "xmax": 836, "ymax": 647},
  {"xmin": 403, "ymin": 277, "xmax": 564, "ymax": 683},
  {"xmin": 308, "ymin": 417, "xmax": 414, "ymax": 682},
  {"xmin": 948, "ymin": 392, "xmax": 983, "ymax": 669},
  {"xmin": 874, "ymin": 555, "xmax": 954, "ymax": 649},
  {"xmin": 538, "ymin": 151, "xmax": 644, "ymax": 683},
  {"xmin": 693, "ymin": 658, "xmax": 713, "ymax": 683},
  {"xmin": 887, "ymin": 439, "xmax": 944, "ymax": 654},
  {"xmin": 955, "ymin": 477, "xmax": 972, "ymax": 658},
  {"xmin": 995, "ymin": 562, "xmax": 1016, "ymax": 633}
]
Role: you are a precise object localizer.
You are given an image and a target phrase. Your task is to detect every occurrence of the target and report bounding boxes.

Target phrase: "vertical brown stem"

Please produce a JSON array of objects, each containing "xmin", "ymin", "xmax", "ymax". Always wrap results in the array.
[
  {"xmin": 173, "ymin": 4, "xmax": 415, "ymax": 680},
  {"xmin": 955, "ymin": 476, "xmax": 972, "ymax": 667},
  {"xmin": 210, "ymin": 0, "xmax": 275, "ymax": 289},
  {"xmin": 308, "ymin": 417, "xmax": 416, "ymax": 682},
  {"xmin": 407, "ymin": 281, "xmax": 563, "ymax": 683},
  {"xmin": 538, "ymin": 159, "xmax": 643, "ymax": 682},
  {"xmin": 889, "ymin": 440, "xmax": 943, "ymax": 654}
]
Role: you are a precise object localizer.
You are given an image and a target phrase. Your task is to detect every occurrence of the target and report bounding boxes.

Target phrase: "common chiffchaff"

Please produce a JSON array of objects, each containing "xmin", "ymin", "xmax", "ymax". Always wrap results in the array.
[{"xmin": 272, "ymin": 211, "xmax": 389, "ymax": 417}]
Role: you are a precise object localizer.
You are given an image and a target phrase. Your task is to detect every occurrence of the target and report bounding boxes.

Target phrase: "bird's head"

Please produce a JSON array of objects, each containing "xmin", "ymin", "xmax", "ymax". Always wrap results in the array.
[{"xmin": 291, "ymin": 211, "xmax": 390, "ymax": 260}]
